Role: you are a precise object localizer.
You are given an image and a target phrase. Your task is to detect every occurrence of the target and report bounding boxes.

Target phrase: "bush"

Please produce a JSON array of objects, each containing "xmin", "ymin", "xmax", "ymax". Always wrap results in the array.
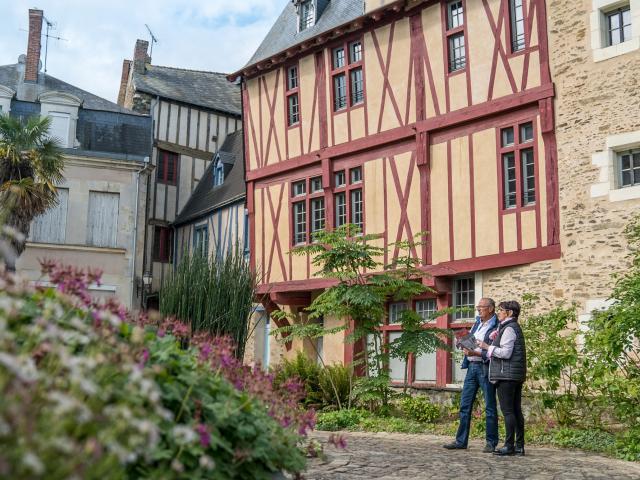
[
  {"xmin": 316, "ymin": 409, "xmax": 369, "ymax": 431},
  {"xmin": 319, "ymin": 364, "xmax": 354, "ymax": 409},
  {"xmin": 0, "ymin": 263, "xmax": 309, "ymax": 479},
  {"xmin": 400, "ymin": 396, "xmax": 440, "ymax": 424},
  {"xmin": 273, "ymin": 351, "xmax": 323, "ymax": 406}
]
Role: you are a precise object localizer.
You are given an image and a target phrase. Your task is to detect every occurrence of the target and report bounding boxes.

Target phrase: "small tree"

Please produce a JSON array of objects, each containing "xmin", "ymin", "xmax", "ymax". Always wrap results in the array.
[
  {"xmin": 273, "ymin": 225, "xmax": 451, "ymax": 409},
  {"xmin": 0, "ymin": 115, "xmax": 64, "ymax": 266}
]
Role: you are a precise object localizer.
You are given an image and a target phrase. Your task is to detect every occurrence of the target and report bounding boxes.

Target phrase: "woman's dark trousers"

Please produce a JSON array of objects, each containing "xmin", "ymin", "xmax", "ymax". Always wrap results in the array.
[{"xmin": 497, "ymin": 380, "xmax": 524, "ymax": 450}]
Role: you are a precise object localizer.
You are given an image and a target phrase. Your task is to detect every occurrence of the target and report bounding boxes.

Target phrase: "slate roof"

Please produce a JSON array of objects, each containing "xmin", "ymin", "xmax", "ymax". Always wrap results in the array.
[
  {"xmin": 0, "ymin": 63, "xmax": 138, "ymax": 114},
  {"xmin": 245, "ymin": 0, "xmax": 364, "ymax": 69},
  {"xmin": 174, "ymin": 130, "xmax": 245, "ymax": 226},
  {"xmin": 133, "ymin": 65, "xmax": 241, "ymax": 117}
]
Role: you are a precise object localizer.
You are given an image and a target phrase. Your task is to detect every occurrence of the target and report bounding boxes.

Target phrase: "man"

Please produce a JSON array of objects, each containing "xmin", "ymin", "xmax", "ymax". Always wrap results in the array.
[{"xmin": 443, "ymin": 298, "xmax": 499, "ymax": 452}]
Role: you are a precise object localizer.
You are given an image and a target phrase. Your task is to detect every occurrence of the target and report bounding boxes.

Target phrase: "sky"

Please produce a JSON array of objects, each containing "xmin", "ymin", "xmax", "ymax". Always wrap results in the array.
[{"xmin": 0, "ymin": 0, "xmax": 284, "ymax": 103}]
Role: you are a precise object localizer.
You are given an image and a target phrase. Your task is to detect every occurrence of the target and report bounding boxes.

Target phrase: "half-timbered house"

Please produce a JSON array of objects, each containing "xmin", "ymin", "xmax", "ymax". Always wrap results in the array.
[
  {"xmin": 230, "ymin": 0, "xmax": 560, "ymax": 385},
  {"xmin": 118, "ymin": 40, "xmax": 242, "ymax": 308}
]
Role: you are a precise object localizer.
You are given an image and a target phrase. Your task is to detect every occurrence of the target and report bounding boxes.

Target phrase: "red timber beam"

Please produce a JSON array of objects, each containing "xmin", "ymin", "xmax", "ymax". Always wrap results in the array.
[
  {"xmin": 261, "ymin": 295, "xmax": 293, "ymax": 351},
  {"xmin": 245, "ymin": 84, "xmax": 555, "ymax": 183}
]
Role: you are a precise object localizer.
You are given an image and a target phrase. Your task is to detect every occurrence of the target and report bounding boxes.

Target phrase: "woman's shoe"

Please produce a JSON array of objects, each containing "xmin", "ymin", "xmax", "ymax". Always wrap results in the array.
[{"xmin": 493, "ymin": 446, "xmax": 516, "ymax": 456}]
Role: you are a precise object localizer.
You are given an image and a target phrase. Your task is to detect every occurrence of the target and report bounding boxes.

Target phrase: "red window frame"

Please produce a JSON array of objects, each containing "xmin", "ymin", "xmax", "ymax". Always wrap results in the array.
[
  {"xmin": 290, "ymin": 175, "xmax": 326, "ymax": 247},
  {"xmin": 442, "ymin": 0, "xmax": 469, "ymax": 75},
  {"xmin": 329, "ymin": 36, "xmax": 365, "ymax": 113},
  {"xmin": 157, "ymin": 149, "xmax": 179, "ymax": 185},
  {"xmin": 497, "ymin": 118, "xmax": 539, "ymax": 213},
  {"xmin": 153, "ymin": 226, "xmax": 173, "ymax": 263},
  {"xmin": 285, "ymin": 63, "xmax": 301, "ymax": 128},
  {"xmin": 332, "ymin": 165, "xmax": 364, "ymax": 233}
]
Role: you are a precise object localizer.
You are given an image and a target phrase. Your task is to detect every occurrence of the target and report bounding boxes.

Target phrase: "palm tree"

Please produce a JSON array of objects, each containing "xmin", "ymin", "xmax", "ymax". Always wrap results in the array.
[{"xmin": 0, "ymin": 114, "xmax": 64, "ymax": 267}]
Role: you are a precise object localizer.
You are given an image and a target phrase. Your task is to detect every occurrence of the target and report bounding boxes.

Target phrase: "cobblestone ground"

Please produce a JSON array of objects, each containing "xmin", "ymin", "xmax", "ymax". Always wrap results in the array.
[{"xmin": 303, "ymin": 431, "xmax": 640, "ymax": 480}]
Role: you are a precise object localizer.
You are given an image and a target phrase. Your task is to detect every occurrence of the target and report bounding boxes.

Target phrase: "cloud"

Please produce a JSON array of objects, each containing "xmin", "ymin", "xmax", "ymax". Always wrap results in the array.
[{"xmin": 0, "ymin": 0, "xmax": 285, "ymax": 103}]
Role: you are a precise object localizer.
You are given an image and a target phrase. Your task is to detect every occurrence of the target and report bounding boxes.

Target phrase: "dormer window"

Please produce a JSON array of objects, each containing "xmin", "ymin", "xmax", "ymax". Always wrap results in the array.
[
  {"xmin": 214, "ymin": 160, "xmax": 224, "ymax": 186},
  {"xmin": 299, "ymin": 0, "xmax": 315, "ymax": 31}
]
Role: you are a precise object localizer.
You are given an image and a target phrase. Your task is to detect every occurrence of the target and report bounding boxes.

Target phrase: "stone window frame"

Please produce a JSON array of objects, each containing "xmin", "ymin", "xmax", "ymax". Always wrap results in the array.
[
  {"xmin": 38, "ymin": 91, "xmax": 81, "ymax": 149},
  {"xmin": 0, "ymin": 85, "xmax": 15, "ymax": 114},
  {"xmin": 590, "ymin": 0, "xmax": 640, "ymax": 62},
  {"xmin": 591, "ymin": 130, "xmax": 640, "ymax": 202}
]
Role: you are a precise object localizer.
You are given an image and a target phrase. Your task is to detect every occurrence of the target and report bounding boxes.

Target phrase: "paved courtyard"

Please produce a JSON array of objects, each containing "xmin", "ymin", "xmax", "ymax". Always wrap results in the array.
[{"xmin": 303, "ymin": 431, "xmax": 640, "ymax": 479}]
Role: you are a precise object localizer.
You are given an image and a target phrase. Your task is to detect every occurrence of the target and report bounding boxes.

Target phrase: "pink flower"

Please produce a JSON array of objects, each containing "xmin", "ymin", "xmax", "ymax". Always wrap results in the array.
[
  {"xmin": 196, "ymin": 424, "xmax": 210, "ymax": 448},
  {"xmin": 328, "ymin": 434, "xmax": 347, "ymax": 449}
]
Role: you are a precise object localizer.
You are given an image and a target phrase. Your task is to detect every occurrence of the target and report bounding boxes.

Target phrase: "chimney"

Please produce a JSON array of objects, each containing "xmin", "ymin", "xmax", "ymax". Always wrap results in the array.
[
  {"xmin": 133, "ymin": 39, "xmax": 150, "ymax": 74},
  {"xmin": 117, "ymin": 59, "xmax": 132, "ymax": 106},
  {"xmin": 25, "ymin": 9, "xmax": 43, "ymax": 83}
]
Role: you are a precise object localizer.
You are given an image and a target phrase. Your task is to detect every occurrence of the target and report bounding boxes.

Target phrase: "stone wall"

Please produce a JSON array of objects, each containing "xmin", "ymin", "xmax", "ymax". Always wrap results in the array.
[{"xmin": 481, "ymin": 0, "xmax": 640, "ymax": 318}]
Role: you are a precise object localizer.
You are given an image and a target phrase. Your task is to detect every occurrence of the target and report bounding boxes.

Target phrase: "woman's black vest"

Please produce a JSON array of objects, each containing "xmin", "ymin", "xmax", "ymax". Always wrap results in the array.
[{"xmin": 489, "ymin": 318, "xmax": 526, "ymax": 383}]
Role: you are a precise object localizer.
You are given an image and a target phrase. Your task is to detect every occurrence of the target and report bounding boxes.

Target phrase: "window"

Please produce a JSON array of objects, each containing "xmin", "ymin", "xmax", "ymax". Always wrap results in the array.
[
  {"xmin": 299, "ymin": 0, "xmax": 315, "ymax": 31},
  {"xmin": 416, "ymin": 299, "xmax": 437, "ymax": 321},
  {"xmin": 30, "ymin": 188, "xmax": 68, "ymax": 244},
  {"xmin": 214, "ymin": 161, "xmax": 224, "ymax": 186},
  {"xmin": 87, "ymin": 191, "xmax": 119, "ymax": 248},
  {"xmin": 293, "ymin": 201, "xmax": 307, "ymax": 245},
  {"xmin": 157, "ymin": 149, "xmax": 179, "ymax": 185},
  {"xmin": 333, "ymin": 167, "xmax": 364, "ymax": 231},
  {"xmin": 509, "ymin": 0, "xmax": 526, "ymax": 52},
  {"xmin": 618, "ymin": 149, "xmax": 640, "ymax": 187},
  {"xmin": 331, "ymin": 39, "xmax": 365, "ymax": 111},
  {"xmin": 500, "ymin": 121, "xmax": 536, "ymax": 209},
  {"xmin": 453, "ymin": 276, "xmax": 475, "ymax": 321},
  {"xmin": 607, "ymin": 6, "xmax": 632, "ymax": 46},
  {"xmin": 153, "ymin": 226, "xmax": 173, "ymax": 263},
  {"xmin": 445, "ymin": 0, "xmax": 466, "ymax": 72},
  {"xmin": 291, "ymin": 176, "xmax": 325, "ymax": 245},
  {"xmin": 48, "ymin": 112, "xmax": 70, "ymax": 147},
  {"xmin": 243, "ymin": 210, "xmax": 250, "ymax": 256},
  {"xmin": 389, "ymin": 302, "xmax": 409, "ymax": 324},
  {"xmin": 194, "ymin": 225, "xmax": 209, "ymax": 256},
  {"xmin": 286, "ymin": 65, "xmax": 300, "ymax": 126},
  {"xmin": 448, "ymin": 33, "xmax": 466, "ymax": 72},
  {"xmin": 447, "ymin": 0, "xmax": 464, "ymax": 29}
]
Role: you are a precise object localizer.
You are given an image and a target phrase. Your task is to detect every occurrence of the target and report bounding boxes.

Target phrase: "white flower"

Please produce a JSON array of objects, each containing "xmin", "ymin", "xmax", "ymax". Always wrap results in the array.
[
  {"xmin": 22, "ymin": 452, "xmax": 44, "ymax": 475},
  {"xmin": 172, "ymin": 425, "xmax": 197, "ymax": 445},
  {"xmin": 171, "ymin": 459, "xmax": 184, "ymax": 473},
  {"xmin": 0, "ymin": 352, "xmax": 39, "ymax": 382},
  {"xmin": 199, "ymin": 454, "xmax": 216, "ymax": 471},
  {"xmin": 0, "ymin": 417, "xmax": 10, "ymax": 436},
  {"xmin": 48, "ymin": 391, "xmax": 92, "ymax": 423}
]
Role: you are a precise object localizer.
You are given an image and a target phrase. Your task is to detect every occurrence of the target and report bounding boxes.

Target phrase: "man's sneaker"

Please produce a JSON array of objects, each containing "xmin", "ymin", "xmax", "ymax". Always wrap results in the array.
[
  {"xmin": 515, "ymin": 446, "xmax": 525, "ymax": 456},
  {"xmin": 482, "ymin": 443, "xmax": 496, "ymax": 453},
  {"xmin": 442, "ymin": 442, "xmax": 466, "ymax": 450}
]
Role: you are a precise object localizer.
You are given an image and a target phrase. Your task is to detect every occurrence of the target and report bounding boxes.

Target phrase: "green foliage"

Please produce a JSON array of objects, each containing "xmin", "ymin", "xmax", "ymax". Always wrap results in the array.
[
  {"xmin": 274, "ymin": 226, "xmax": 452, "ymax": 410},
  {"xmin": 318, "ymin": 364, "xmax": 354, "ymax": 410},
  {"xmin": 315, "ymin": 409, "xmax": 370, "ymax": 431},
  {"xmin": 520, "ymin": 297, "xmax": 582, "ymax": 425},
  {"xmin": 0, "ymin": 268, "xmax": 306, "ymax": 479},
  {"xmin": 0, "ymin": 114, "xmax": 65, "ymax": 259},
  {"xmin": 274, "ymin": 351, "xmax": 323, "ymax": 406},
  {"xmin": 159, "ymin": 250, "xmax": 256, "ymax": 358},
  {"xmin": 399, "ymin": 396, "xmax": 440, "ymax": 424}
]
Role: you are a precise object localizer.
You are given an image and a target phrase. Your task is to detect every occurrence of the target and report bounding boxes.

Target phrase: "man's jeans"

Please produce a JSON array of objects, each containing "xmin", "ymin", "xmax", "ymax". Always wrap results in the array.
[{"xmin": 455, "ymin": 362, "xmax": 498, "ymax": 448}]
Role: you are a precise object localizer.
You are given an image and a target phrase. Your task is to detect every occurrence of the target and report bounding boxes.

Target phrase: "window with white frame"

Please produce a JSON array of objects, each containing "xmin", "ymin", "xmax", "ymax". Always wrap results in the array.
[
  {"xmin": 453, "ymin": 276, "xmax": 475, "ymax": 321},
  {"xmin": 286, "ymin": 65, "xmax": 300, "ymax": 126},
  {"xmin": 291, "ymin": 176, "xmax": 325, "ymax": 245},
  {"xmin": 194, "ymin": 225, "xmax": 209, "ymax": 256},
  {"xmin": 333, "ymin": 166, "xmax": 363, "ymax": 231},
  {"xmin": 389, "ymin": 302, "xmax": 409, "ymax": 325},
  {"xmin": 30, "ymin": 188, "xmax": 69, "ymax": 244},
  {"xmin": 591, "ymin": 1, "xmax": 638, "ymax": 62},
  {"xmin": 500, "ymin": 121, "xmax": 536, "ymax": 209},
  {"xmin": 331, "ymin": 38, "xmax": 365, "ymax": 111},
  {"xmin": 214, "ymin": 160, "xmax": 224, "ymax": 186},
  {"xmin": 299, "ymin": 0, "xmax": 315, "ymax": 31},
  {"xmin": 416, "ymin": 298, "xmax": 437, "ymax": 322},
  {"xmin": 445, "ymin": 0, "xmax": 466, "ymax": 72},
  {"xmin": 618, "ymin": 149, "xmax": 640, "ymax": 187},
  {"xmin": 509, "ymin": 0, "xmax": 526, "ymax": 52},
  {"xmin": 87, "ymin": 191, "xmax": 119, "ymax": 248}
]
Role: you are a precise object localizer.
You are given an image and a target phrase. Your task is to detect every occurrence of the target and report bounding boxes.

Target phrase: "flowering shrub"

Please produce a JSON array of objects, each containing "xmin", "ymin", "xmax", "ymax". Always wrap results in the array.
[{"xmin": 0, "ymin": 262, "xmax": 311, "ymax": 479}]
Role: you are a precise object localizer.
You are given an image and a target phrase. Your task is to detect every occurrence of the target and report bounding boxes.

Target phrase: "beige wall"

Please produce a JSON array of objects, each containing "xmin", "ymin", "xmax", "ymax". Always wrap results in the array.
[{"xmin": 17, "ymin": 154, "xmax": 147, "ymax": 309}]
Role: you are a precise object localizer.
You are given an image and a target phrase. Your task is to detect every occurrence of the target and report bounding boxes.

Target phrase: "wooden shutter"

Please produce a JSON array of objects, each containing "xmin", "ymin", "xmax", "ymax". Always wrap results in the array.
[
  {"xmin": 48, "ymin": 112, "xmax": 70, "ymax": 147},
  {"xmin": 87, "ymin": 191, "xmax": 119, "ymax": 247},
  {"xmin": 30, "ymin": 188, "xmax": 69, "ymax": 244}
]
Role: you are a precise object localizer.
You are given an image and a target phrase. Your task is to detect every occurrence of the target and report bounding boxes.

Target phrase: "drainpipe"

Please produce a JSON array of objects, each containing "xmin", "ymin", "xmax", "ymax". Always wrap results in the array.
[{"xmin": 130, "ymin": 159, "xmax": 150, "ymax": 309}]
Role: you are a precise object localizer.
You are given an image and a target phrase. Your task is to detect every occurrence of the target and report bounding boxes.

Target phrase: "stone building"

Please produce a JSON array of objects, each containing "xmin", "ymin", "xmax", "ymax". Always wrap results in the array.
[
  {"xmin": 1, "ymin": 9, "xmax": 152, "ymax": 308},
  {"xmin": 117, "ymin": 40, "xmax": 242, "ymax": 308},
  {"xmin": 229, "ymin": 0, "xmax": 640, "ymax": 385}
]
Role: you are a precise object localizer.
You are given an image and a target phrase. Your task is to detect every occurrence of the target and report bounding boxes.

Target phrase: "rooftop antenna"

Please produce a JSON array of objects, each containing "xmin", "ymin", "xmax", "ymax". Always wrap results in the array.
[
  {"xmin": 145, "ymin": 24, "xmax": 158, "ymax": 59},
  {"xmin": 42, "ymin": 15, "xmax": 67, "ymax": 73}
]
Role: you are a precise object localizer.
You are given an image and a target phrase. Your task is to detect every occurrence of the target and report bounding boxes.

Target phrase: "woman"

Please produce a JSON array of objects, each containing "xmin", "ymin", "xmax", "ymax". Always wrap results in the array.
[{"xmin": 477, "ymin": 300, "xmax": 526, "ymax": 456}]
